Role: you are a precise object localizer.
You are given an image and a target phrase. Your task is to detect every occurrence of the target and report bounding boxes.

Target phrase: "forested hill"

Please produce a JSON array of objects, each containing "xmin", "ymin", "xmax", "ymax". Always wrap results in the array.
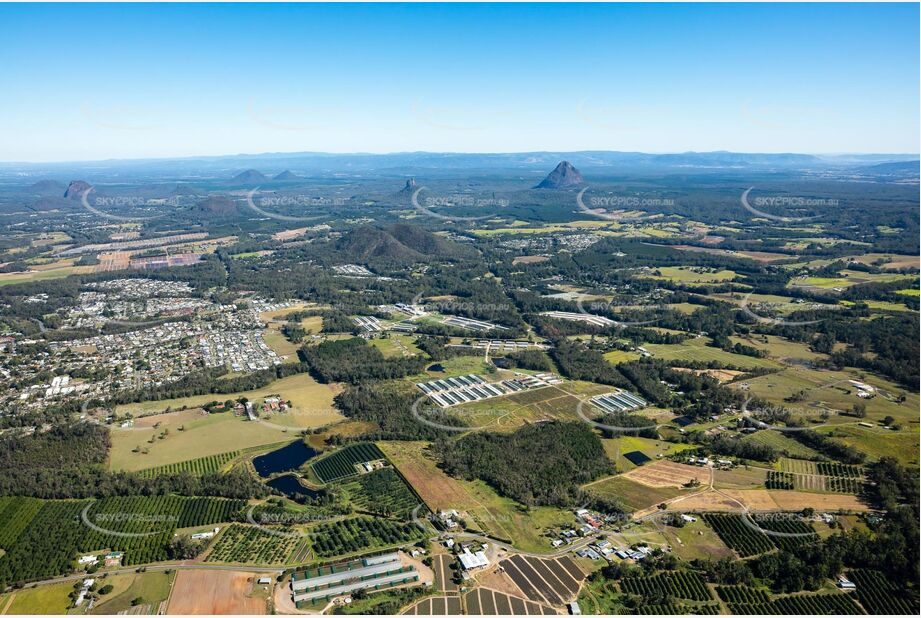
[{"xmin": 437, "ymin": 421, "xmax": 615, "ymax": 507}]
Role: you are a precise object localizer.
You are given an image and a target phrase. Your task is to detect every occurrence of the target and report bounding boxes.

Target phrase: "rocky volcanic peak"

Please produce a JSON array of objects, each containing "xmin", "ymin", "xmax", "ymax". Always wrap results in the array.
[
  {"xmin": 232, "ymin": 169, "xmax": 268, "ymax": 183},
  {"xmin": 64, "ymin": 180, "xmax": 93, "ymax": 199},
  {"xmin": 274, "ymin": 170, "xmax": 299, "ymax": 180},
  {"xmin": 400, "ymin": 178, "xmax": 417, "ymax": 193},
  {"xmin": 535, "ymin": 161, "xmax": 584, "ymax": 189}
]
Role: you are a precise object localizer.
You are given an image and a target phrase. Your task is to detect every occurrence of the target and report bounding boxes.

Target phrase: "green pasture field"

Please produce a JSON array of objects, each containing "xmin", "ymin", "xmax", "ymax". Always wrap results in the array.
[
  {"xmin": 789, "ymin": 270, "xmax": 914, "ymax": 291},
  {"xmin": 603, "ymin": 349, "xmax": 642, "ymax": 365},
  {"xmin": 841, "ymin": 299, "xmax": 915, "ymax": 313},
  {"xmin": 442, "ymin": 381, "xmax": 609, "ymax": 432},
  {"xmin": 729, "ymin": 334, "xmax": 826, "ymax": 363},
  {"xmin": 0, "ymin": 581, "xmax": 74, "ymax": 614},
  {"xmin": 114, "ymin": 373, "xmax": 343, "ymax": 428},
  {"xmin": 819, "ymin": 424, "xmax": 920, "ymax": 467},
  {"xmin": 740, "ymin": 431, "xmax": 821, "ymax": 460},
  {"xmin": 601, "ymin": 436, "xmax": 694, "ymax": 472},
  {"xmin": 644, "ymin": 266, "xmax": 738, "ymax": 283},
  {"xmin": 109, "ymin": 411, "xmax": 295, "ymax": 472},
  {"xmin": 90, "ymin": 570, "xmax": 175, "ymax": 615},
  {"xmin": 368, "ymin": 334, "xmax": 422, "ymax": 358},
  {"xmin": 583, "ymin": 475, "xmax": 684, "ymax": 512},
  {"xmin": 712, "ymin": 466, "xmax": 769, "ymax": 489},
  {"xmin": 660, "ymin": 519, "xmax": 735, "ymax": 561},
  {"xmin": 732, "ymin": 367, "xmax": 919, "ymax": 430},
  {"xmin": 644, "ymin": 336, "xmax": 782, "ymax": 370}
]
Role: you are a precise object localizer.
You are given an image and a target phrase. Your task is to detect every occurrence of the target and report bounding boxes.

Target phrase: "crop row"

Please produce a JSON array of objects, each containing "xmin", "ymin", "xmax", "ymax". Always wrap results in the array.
[
  {"xmin": 205, "ymin": 523, "xmax": 298, "ymax": 565},
  {"xmin": 620, "ymin": 571, "xmax": 711, "ymax": 601},
  {"xmin": 729, "ymin": 593, "xmax": 863, "ymax": 614},
  {"xmin": 750, "ymin": 515, "xmax": 818, "ymax": 551},
  {"xmin": 137, "ymin": 451, "xmax": 240, "ymax": 477},
  {"xmin": 765, "ymin": 471, "xmax": 794, "ymax": 490},
  {"xmin": 825, "ymin": 477, "xmax": 864, "ymax": 494},
  {"xmin": 0, "ymin": 496, "xmax": 246, "ymax": 586},
  {"xmin": 0, "ymin": 496, "xmax": 43, "ymax": 549},
  {"xmin": 816, "ymin": 462, "xmax": 862, "ymax": 478},
  {"xmin": 848, "ymin": 569, "xmax": 920, "ymax": 615},
  {"xmin": 309, "ymin": 516, "xmax": 424, "ymax": 558},
  {"xmin": 338, "ymin": 468, "xmax": 420, "ymax": 520},
  {"xmin": 702, "ymin": 514, "xmax": 774, "ymax": 557},
  {"xmin": 715, "ymin": 586, "xmax": 771, "ymax": 604},
  {"xmin": 635, "ymin": 603, "xmax": 721, "ymax": 615},
  {"xmin": 312, "ymin": 443, "xmax": 386, "ymax": 483}
]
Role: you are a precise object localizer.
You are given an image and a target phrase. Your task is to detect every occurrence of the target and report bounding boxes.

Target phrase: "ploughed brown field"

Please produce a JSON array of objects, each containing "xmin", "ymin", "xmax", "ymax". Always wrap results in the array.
[{"xmin": 166, "ymin": 570, "xmax": 267, "ymax": 615}]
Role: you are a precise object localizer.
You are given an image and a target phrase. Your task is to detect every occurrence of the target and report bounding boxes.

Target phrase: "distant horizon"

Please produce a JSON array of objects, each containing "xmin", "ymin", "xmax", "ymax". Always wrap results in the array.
[
  {"xmin": 1, "ymin": 3, "xmax": 918, "ymax": 161},
  {"xmin": 2, "ymin": 148, "xmax": 919, "ymax": 167}
]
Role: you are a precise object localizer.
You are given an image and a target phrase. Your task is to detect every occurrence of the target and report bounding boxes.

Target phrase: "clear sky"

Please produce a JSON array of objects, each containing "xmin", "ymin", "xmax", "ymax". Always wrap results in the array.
[{"xmin": 1, "ymin": 3, "xmax": 918, "ymax": 161}]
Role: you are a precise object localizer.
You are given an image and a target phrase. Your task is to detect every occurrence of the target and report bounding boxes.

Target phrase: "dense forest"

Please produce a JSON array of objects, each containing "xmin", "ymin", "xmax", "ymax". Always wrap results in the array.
[
  {"xmin": 436, "ymin": 421, "xmax": 615, "ymax": 507},
  {"xmin": 0, "ymin": 424, "xmax": 265, "ymax": 499}
]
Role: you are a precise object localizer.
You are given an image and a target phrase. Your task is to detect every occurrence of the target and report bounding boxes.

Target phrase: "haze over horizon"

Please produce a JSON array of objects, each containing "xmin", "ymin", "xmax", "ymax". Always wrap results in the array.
[{"xmin": 1, "ymin": 3, "xmax": 918, "ymax": 162}]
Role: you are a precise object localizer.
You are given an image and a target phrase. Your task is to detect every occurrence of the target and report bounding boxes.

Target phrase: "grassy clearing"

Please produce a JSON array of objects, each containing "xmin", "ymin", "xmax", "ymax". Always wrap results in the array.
[
  {"xmin": 448, "ymin": 381, "xmax": 609, "ymax": 432},
  {"xmin": 841, "ymin": 299, "xmax": 915, "ymax": 313},
  {"xmin": 0, "ymin": 581, "xmax": 74, "ymax": 614},
  {"xmin": 109, "ymin": 411, "xmax": 296, "ymax": 472},
  {"xmin": 644, "ymin": 337, "xmax": 782, "ymax": 370},
  {"xmin": 662, "ymin": 519, "xmax": 734, "ymax": 561},
  {"xmin": 740, "ymin": 431, "xmax": 821, "ymax": 460},
  {"xmin": 368, "ymin": 334, "xmax": 422, "ymax": 358},
  {"xmin": 0, "ymin": 263, "xmax": 92, "ymax": 287},
  {"xmin": 409, "ymin": 355, "xmax": 493, "ymax": 381},
  {"xmin": 733, "ymin": 367, "xmax": 919, "ymax": 430},
  {"xmin": 820, "ymin": 424, "xmax": 920, "ymax": 467},
  {"xmin": 584, "ymin": 475, "xmax": 684, "ymax": 512},
  {"xmin": 262, "ymin": 330, "xmax": 300, "ymax": 359},
  {"xmin": 645, "ymin": 266, "xmax": 738, "ymax": 283},
  {"xmin": 789, "ymin": 270, "xmax": 914, "ymax": 291},
  {"xmin": 90, "ymin": 570, "xmax": 175, "ymax": 615},
  {"xmin": 729, "ymin": 335, "xmax": 826, "ymax": 363},
  {"xmin": 115, "ymin": 373, "xmax": 343, "ymax": 428},
  {"xmin": 601, "ymin": 436, "xmax": 695, "ymax": 472},
  {"xmin": 603, "ymin": 349, "xmax": 642, "ymax": 365}
]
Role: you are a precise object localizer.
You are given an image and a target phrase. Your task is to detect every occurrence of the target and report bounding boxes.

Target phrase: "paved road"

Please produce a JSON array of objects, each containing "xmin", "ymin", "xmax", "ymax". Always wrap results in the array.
[{"xmin": 5, "ymin": 562, "xmax": 283, "ymax": 592}]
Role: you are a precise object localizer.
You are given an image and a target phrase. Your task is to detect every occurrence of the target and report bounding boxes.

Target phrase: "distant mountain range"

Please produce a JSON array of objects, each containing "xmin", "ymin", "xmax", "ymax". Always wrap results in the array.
[{"xmin": 4, "ymin": 151, "xmax": 917, "ymax": 186}]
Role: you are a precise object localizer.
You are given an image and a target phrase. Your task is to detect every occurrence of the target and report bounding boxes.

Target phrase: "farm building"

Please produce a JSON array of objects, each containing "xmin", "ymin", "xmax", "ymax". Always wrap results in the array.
[
  {"xmin": 291, "ymin": 552, "xmax": 419, "ymax": 606},
  {"xmin": 590, "ymin": 390, "xmax": 648, "ymax": 413},
  {"xmin": 458, "ymin": 548, "xmax": 489, "ymax": 572}
]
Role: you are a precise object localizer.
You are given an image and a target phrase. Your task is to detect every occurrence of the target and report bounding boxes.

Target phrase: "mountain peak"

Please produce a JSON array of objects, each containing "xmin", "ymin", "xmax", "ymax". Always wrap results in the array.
[
  {"xmin": 273, "ymin": 170, "xmax": 299, "ymax": 180},
  {"xmin": 400, "ymin": 178, "xmax": 417, "ymax": 193},
  {"xmin": 232, "ymin": 169, "xmax": 268, "ymax": 183},
  {"xmin": 535, "ymin": 161, "xmax": 584, "ymax": 189},
  {"xmin": 64, "ymin": 180, "xmax": 92, "ymax": 199}
]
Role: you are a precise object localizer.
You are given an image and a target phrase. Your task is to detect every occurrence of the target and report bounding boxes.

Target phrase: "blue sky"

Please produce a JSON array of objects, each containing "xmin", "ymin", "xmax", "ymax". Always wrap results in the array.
[{"xmin": 0, "ymin": 3, "xmax": 918, "ymax": 161}]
